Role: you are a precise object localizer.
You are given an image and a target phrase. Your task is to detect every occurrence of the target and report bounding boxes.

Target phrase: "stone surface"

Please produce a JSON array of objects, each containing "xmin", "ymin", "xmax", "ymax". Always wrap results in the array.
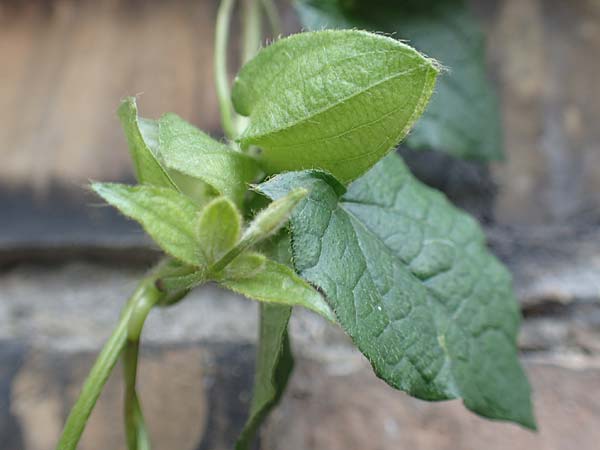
[{"xmin": 0, "ymin": 262, "xmax": 599, "ymax": 449}]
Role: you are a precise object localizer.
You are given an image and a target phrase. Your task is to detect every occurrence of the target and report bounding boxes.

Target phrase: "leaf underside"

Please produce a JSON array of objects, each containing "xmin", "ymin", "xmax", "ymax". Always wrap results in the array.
[
  {"xmin": 257, "ymin": 154, "xmax": 534, "ymax": 428},
  {"xmin": 232, "ymin": 29, "xmax": 438, "ymax": 182},
  {"xmin": 158, "ymin": 113, "xmax": 260, "ymax": 205},
  {"xmin": 117, "ymin": 97, "xmax": 177, "ymax": 188},
  {"xmin": 92, "ymin": 183, "xmax": 203, "ymax": 267},
  {"xmin": 297, "ymin": 0, "xmax": 503, "ymax": 161}
]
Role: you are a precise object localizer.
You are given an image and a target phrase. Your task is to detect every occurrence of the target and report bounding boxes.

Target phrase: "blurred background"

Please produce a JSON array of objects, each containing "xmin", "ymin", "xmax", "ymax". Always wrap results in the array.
[{"xmin": 1, "ymin": 0, "xmax": 600, "ymax": 449}]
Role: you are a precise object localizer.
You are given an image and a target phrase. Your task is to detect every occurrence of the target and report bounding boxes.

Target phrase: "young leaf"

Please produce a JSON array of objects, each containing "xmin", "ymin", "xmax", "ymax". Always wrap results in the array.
[
  {"xmin": 232, "ymin": 30, "xmax": 438, "ymax": 182},
  {"xmin": 218, "ymin": 252, "xmax": 266, "ymax": 281},
  {"xmin": 256, "ymin": 154, "xmax": 535, "ymax": 428},
  {"xmin": 92, "ymin": 183, "xmax": 204, "ymax": 267},
  {"xmin": 235, "ymin": 303, "xmax": 293, "ymax": 450},
  {"xmin": 222, "ymin": 259, "xmax": 335, "ymax": 321},
  {"xmin": 196, "ymin": 197, "xmax": 242, "ymax": 262},
  {"xmin": 117, "ymin": 97, "xmax": 177, "ymax": 188},
  {"xmin": 296, "ymin": 0, "xmax": 502, "ymax": 161},
  {"xmin": 158, "ymin": 113, "xmax": 260, "ymax": 205}
]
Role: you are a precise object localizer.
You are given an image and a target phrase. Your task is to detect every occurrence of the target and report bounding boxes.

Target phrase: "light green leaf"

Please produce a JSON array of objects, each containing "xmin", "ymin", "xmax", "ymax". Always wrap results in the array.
[
  {"xmin": 297, "ymin": 0, "xmax": 502, "ymax": 161},
  {"xmin": 235, "ymin": 303, "xmax": 293, "ymax": 450},
  {"xmin": 232, "ymin": 29, "xmax": 438, "ymax": 182},
  {"xmin": 92, "ymin": 183, "xmax": 204, "ymax": 266},
  {"xmin": 117, "ymin": 97, "xmax": 177, "ymax": 188},
  {"xmin": 222, "ymin": 259, "xmax": 335, "ymax": 321},
  {"xmin": 218, "ymin": 252, "xmax": 267, "ymax": 281},
  {"xmin": 158, "ymin": 113, "xmax": 260, "ymax": 205},
  {"xmin": 257, "ymin": 154, "xmax": 535, "ymax": 428},
  {"xmin": 196, "ymin": 197, "xmax": 242, "ymax": 262}
]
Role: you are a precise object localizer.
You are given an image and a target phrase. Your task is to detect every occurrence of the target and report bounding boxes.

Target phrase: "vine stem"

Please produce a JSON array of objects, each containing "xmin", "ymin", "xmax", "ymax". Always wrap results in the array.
[
  {"xmin": 214, "ymin": 0, "xmax": 237, "ymax": 140},
  {"xmin": 56, "ymin": 276, "xmax": 164, "ymax": 450},
  {"xmin": 260, "ymin": 0, "xmax": 281, "ymax": 38},
  {"xmin": 241, "ymin": 0, "xmax": 262, "ymax": 65}
]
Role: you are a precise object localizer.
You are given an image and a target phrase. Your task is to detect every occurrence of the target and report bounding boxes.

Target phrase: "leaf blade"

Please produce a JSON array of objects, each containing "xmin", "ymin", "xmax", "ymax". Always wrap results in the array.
[
  {"xmin": 92, "ymin": 183, "xmax": 203, "ymax": 266},
  {"xmin": 117, "ymin": 98, "xmax": 177, "ymax": 188},
  {"xmin": 158, "ymin": 113, "xmax": 260, "ymax": 204},
  {"xmin": 232, "ymin": 30, "xmax": 438, "ymax": 182},
  {"xmin": 222, "ymin": 259, "xmax": 335, "ymax": 322},
  {"xmin": 196, "ymin": 196, "xmax": 242, "ymax": 263},
  {"xmin": 256, "ymin": 156, "xmax": 535, "ymax": 427},
  {"xmin": 297, "ymin": 0, "xmax": 503, "ymax": 161}
]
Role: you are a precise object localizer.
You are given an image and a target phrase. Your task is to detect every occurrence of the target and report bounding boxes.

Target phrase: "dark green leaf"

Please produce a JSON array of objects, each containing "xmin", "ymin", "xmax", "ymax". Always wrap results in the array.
[
  {"xmin": 232, "ymin": 29, "xmax": 438, "ymax": 182},
  {"xmin": 158, "ymin": 113, "xmax": 260, "ymax": 205},
  {"xmin": 235, "ymin": 303, "xmax": 294, "ymax": 450},
  {"xmin": 297, "ymin": 0, "xmax": 502, "ymax": 160},
  {"xmin": 257, "ymin": 154, "xmax": 535, "ymax": 428},
  {"xmin": 117, "ymin": 97, "xmax": 177, "ymax": 188},
  {"xmin": 92, "ymin": 183, "xmax": 204, "ymax": 266}
]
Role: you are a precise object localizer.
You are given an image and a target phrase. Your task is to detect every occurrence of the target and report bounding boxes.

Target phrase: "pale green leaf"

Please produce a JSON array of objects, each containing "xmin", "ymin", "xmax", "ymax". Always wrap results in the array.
[
  {"xmin": 196, "ymin": 197, "xmax": 242, "ymax": 263},
  {"xmin": 257, "ymin": 154, "xmax": 535, "ymax": 428},
  {"xmin": 92, "ymin": 183, "xmax": 204, "ymax": 266},
  {"xmin": 235, "ymin": 303, "xmax": 293, "ymax": 450},
  {"xmin": 232, "ymin": 29, "xmax": 438, "ymax": 182},
  {"xmin": 117, "ymin": 98, "xmax": 177, "ymax": 188},
  {"xmin": 297, "ymin": 0, "xmax": 502, "ymax": 160},
  {"xmin": 222, "ymin": 259, "xmax": 335, "ymax": 321},
  {"xmin": 218, "ymin": 252, "xmax": 267, "ymax": 281},
  {"xmin": 158, "ymin": 113, "xmax": 260, "ymax": 205}
]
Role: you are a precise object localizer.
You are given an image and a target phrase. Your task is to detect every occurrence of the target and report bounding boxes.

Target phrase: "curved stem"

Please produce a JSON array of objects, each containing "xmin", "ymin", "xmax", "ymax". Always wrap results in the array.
[
  {"xmin": 123, "ymin": 284, "xmax": 161, "ymax": 450},
  {"xmin": 56, "ymin": 278, "xmax": 164, "ymax": 450},
  {"xmin": 214, "ymin": 0, "xmax": 237, "ymax": 139}
]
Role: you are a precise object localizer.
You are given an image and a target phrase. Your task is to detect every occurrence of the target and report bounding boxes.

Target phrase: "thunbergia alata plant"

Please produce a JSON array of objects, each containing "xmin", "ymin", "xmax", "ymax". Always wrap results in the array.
[{"xmin": 56, "ymin": 1, "xmax": 535, "ymax": 449}]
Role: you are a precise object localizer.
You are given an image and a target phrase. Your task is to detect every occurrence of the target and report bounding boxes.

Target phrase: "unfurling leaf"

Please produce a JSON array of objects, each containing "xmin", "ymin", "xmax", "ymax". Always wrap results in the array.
[
  {"xmin": 257, "ymin": 154, "xmax": 535, "ymax": 428},
  {"xmin": 232, "ymin": 30, "xmax": 438, "ymax": 182},
  {"xmin": 297, "ymin": 0, "xmax": 503, "ymax": 161},
  {"xmin": 92, "ymin": 183, "xmax": 204, "ymax": 267},
  {"xmin": 196, "ymin": 197, "xmax": 242, "ymax": 262},
  {"xmin": 158, "ymin": 113, "xmax": 260, "ymax": 205},
  {"xmin": 117, "ymin": 97, "xmax": 177, "ymax": 188}
]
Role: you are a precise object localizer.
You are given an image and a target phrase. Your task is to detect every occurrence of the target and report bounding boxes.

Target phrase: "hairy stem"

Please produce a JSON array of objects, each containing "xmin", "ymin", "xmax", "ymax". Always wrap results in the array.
[
  {"xmin": 56, "ymin": 277, "xmax": 164, "ymax": 450},
  {"xmin": 214, "ymin": 0, "xmax": 237, "ymax": 139}
]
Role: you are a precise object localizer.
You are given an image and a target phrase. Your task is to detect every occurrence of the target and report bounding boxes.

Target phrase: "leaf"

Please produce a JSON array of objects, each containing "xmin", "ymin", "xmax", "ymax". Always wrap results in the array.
[
  {"xmin": 158, "ymin": 113, "xmax": 260, "ymax": 205},
  {"xmin": 222, "ymin": 259, "xmax": 335, "ymax": 321},
  {"xmin": 296, "ymin": 0, "xmax": 502, "ymax": 161},
  {"xmin": 235, "ymin": 303, "xmax": 293, "ymax": 450},
  {"xmin": 117, "ymin": 97, "xmax": 177, "ymax": 188},
  {"xmin": 256, "ymin": 154, "xmax": 535, "ymax": 428},
  {"xmin": 218, "ymin": 252, "xmax": 267, "ymax": 280},
  {"xmin": 232, "ymin": 29, "xmax": 438, "ymax": 182},
  {"xmin": 196, "ymin": 197, "xmax": 242, "ymax": 262},
  {"xmin": 92, "ymin": 183, "xmax": 204, "ymax": 266}
]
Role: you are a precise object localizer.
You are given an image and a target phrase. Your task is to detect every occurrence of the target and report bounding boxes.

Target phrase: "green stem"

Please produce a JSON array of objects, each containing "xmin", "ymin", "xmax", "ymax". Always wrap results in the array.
[
  {"xmin": 260, "ymin": 0, "xmax": 281, "ymax": 37},
  {"xmin": 214, "ymin": 0, "xmax": 237, "ymax": 139},
  {"xmin": 56, "ymin": 278, "xmax": 164, "ymax": 450},
  {"xmin": 241, "ymin": 0, "xmax": 262, "ymax": 65},
  {"xmin": 123, "ymin": 284, "xmax": 161, "ymax": 450}
]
